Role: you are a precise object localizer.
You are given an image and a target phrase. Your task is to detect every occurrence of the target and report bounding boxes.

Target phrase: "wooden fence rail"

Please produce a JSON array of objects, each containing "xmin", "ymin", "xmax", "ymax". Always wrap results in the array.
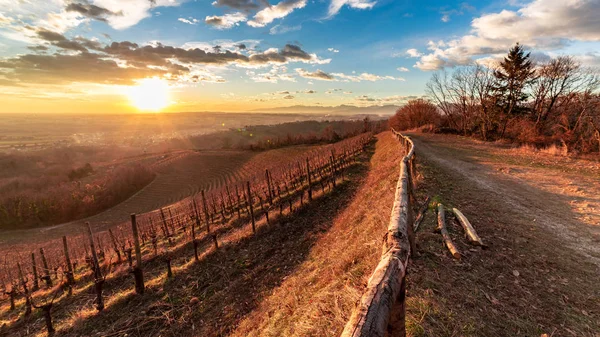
[{"xmin": 341, "ymin": 129, "xmax": 417, "ymax": 337}]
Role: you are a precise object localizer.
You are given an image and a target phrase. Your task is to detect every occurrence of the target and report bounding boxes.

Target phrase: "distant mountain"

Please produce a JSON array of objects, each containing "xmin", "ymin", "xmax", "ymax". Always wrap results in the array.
[{"xmin": 252, "ymin": 104, "xmax": 399, "ymax": 116}]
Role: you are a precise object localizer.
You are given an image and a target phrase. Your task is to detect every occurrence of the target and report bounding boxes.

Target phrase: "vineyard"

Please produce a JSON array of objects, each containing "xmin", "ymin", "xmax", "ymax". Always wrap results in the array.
[{"xmin": 0, "ymin": 133, "xmax": 372, "ymax": 336}]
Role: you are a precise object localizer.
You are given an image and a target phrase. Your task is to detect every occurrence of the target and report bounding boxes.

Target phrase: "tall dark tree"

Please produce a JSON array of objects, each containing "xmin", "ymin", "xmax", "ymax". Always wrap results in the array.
[{"xmin": 494, "ymin": 43, "xmax": 536, "ymax": 136}]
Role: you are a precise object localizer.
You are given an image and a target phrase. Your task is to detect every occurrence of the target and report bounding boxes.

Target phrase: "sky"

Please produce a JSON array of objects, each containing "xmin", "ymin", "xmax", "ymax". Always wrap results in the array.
[{"xmin": 0, "ymin": 0, "xmax": 598, "ymax": 113}]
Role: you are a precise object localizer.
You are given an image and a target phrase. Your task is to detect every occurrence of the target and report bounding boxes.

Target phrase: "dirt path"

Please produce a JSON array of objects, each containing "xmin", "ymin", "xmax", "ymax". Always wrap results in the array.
[
  {"xmin": 406, "ymin": 133, "xmax": 600, "ymax": 336},
  {"xmin": 412, "ymin": 134, "xmax": 600, "ymax": 269}
]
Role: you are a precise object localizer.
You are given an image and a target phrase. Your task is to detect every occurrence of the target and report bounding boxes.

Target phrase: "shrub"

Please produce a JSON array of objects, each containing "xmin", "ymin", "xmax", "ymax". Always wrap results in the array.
[{"xmin": 389, "ymin": 99, "xmax": 441, "ymax": 131}]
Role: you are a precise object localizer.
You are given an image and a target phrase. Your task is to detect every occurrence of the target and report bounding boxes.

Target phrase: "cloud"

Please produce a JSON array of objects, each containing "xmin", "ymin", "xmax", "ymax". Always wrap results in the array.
[
  {"xmin": 0, "ymin": 52, "xmax": 167, "ymax": 85},
  {"xmin": 36, "ymin": 28, "xmax": 102, "ymax": 52},
  {"xmin": 413, "ymin": 0, "xmax": 600, "ymax": 70},
  {"xmin": 178, "ymin": 17, "xmax": 200, "ymax": 25},
  {"xmin": 397, "ymin": 67, "xmax": 409, "ymax": 72},
  {"xmin": 441, "ymin": 14, "xmax": 450, "ymax": 22},
  {"xmin": 91, "ymin": 0, "xmax": 182, "ymax": 29},
  {"xmin": 248, "ymin": 66, "xmax": 296, "ymax": 83},
  {"xmin": 0, "ymin": 37, "xmax": 327, "ymax": 86},
  {"xmin": 328, "ymin": 47, "xmax": 339, "ymax": 53},
  {"xmin": 205, "ymin": 13, "xmax": 247, "ymax": 29},
  {"xmin": 331, "ymin": 72, "xmax": 404, "ymax": 82},
  {"xmin": 248, "ymin": 0, "xmax": 306, "ymax": 27},
  {"xmin": 295, "ymin": 68, "xmax": 336, "ymax": 81},
  {"xmin": 405, "ymin": 48, "xmax": 422, "ymax": 58},
  {"xmin": 328, "ymin": 0, "xmax": 376, "ymax": 18},
  {"xmin": 211, "ymin": 0, "xmax": 265, "ymax": 11},
  {"xmin": 65, "ymin": 2, "xmax": 121, "ymax": 22},
  {"xmin": 269, "ymin": 24, "xmax": 301, "ymax": 35},
  {"xmin": 283, "ymin": 94, "xmax": 294, "ymax": 99}
]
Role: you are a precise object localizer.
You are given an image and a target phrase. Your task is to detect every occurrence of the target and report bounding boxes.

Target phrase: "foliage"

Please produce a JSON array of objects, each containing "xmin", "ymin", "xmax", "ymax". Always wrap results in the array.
[
  {"xmin": 422, "ymin": 43, "xmax": 600, "ymax": 153},
  {"xmin": 389, "ymin": 99, "xmax": 441, "ymax": 131}
]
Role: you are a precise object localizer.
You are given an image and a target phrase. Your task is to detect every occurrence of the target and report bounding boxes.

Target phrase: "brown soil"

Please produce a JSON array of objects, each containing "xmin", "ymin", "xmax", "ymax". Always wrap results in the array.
[{"xmin": 405, "ymin": 132, "xmax": 600, "ymax": 336}]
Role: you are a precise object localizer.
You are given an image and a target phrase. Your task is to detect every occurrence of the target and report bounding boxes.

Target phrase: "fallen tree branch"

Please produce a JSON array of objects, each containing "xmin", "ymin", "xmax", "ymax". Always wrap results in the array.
[
  {"xmin": 436, "ymin": 204, "xmax": 460, "ymax": 259},
  {"xmin": 452, "ymin": 208, "xmax": 486, "ymax": 247}
]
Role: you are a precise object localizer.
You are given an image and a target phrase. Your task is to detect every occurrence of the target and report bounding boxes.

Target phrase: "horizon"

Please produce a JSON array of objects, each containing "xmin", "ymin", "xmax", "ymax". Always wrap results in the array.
[{"xmin": 1, "ymin": 0, "xmax": 599, "ymax": 113}]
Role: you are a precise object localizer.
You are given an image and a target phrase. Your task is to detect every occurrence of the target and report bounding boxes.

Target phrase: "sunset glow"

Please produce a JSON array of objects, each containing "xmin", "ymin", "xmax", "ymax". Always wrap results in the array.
[{"xmin": 127, "ymin": 78, "xmax": 170, "ymax": 112}]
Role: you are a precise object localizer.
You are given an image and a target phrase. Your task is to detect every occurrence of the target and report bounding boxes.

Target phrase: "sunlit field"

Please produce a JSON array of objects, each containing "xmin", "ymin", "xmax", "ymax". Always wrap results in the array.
[{"xmin": 1, "ymin": 0, "xmax": 599, "ymax": 336}]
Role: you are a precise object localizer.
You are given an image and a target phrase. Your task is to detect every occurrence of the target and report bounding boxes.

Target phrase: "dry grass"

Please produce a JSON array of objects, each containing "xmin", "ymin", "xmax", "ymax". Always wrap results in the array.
[
  {"xmin": 513, "ymin": 143, "xmax": 569, "ymax": 157},
  {"xmin": 229, "ymin": 131, "xmax": 403, "ymax": 337},
  {"xmin": 404, "ymin": 132, "xmax": 600, "ymax": 336},
  {"xmin": 0, "ymin": 137, "xmax": 377, "ymax": 337}
]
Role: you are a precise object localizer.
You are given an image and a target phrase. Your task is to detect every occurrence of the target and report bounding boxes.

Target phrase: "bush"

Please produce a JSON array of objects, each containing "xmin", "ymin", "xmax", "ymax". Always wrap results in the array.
[{"xmin": 389, "ymin": 99, "xmax": 441, "ymax": 131}]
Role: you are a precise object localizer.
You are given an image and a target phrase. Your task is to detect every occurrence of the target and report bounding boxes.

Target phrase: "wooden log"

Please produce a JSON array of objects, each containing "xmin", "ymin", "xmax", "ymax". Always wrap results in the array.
[
  {"xmin": 340, "ymin": 250, "xmax": 406, "ymax": 337},
  {"xmin": 412, "ymin": 196, "xmax": 431, "ymax": 233},
  {"xmin": 131, "ymin": 214, "xmax": 144, "ymax": 294},
  {"xmin": 452, "ymin": 208, "xmax": 485, "ymax": 247},
  {"xmin": 341, "ymin": 161, "xmax": 412, "ymax": 337},
  {"xmin": 436, "ymin": 205, "xmax": 460, "ymax": 259}
]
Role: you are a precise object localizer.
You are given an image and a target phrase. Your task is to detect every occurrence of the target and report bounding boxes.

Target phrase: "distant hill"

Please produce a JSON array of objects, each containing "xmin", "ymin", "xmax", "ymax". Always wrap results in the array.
[{"xmin": 252, "ymin": 104, "xmax": 399, "ymax": 116}]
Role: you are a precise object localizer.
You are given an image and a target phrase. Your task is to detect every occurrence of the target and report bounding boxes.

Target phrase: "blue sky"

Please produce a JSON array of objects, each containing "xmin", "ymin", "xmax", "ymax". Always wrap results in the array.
[{"xmin": 0, "ymin": 0, "xmax": 598, "ymax": 113}]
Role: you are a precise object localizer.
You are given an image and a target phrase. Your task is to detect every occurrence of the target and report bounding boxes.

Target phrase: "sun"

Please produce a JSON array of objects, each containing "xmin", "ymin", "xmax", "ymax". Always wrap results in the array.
[{"xmin": 127, "ymin": 77, "xmax": 170, "ymax": 112}]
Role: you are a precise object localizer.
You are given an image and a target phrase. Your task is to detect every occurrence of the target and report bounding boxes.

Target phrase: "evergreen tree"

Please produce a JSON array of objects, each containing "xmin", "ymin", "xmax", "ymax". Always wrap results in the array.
[{"xmin": 494, "ymin": 43, "xmax": 536, "ymax": 136}]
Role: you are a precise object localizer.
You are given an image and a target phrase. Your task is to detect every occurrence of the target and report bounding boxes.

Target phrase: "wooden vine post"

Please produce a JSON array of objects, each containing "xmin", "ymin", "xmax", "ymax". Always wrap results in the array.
[
  {"xmin": 86, "ymin": 222, "xmax": 104, "ymax": 311},
  {"xmin": 202, "ymin": 190, "xmax": 218, "ymax": 250},
  {"xmin": 39, "ymin": 248, "xmax": 52, "ymax": 287},
  {"xmin": 31, "ymin": 252, "xmax": 39, "ymax": 291},
  {"xmin": 191, "ymin": 199, "xmax": 201, "ymax": 261},
  {"xmin": 62, "ymin": 236, "xmax": 75, "ymax": 286},
  {"xmin": 306, "ymin": 158, "xmax": 313, "ymax": 201},
  {"xmin": 265, "ymin": 169, "xmax": 274, "ymax": 205},
  {"xmin": 108, "ymin": 229, "xmax": 122, "ymax": 263},
  {"xmin": 17, "ymin": 262, "xmax": 32, "ymax": 316},
  {"xmin": 247, "ymin": 181, "xmax": 256, "ymax": 233},
  {"xmin": 130, "ymin": 214, "xmax": 145, "ymax": 294}
]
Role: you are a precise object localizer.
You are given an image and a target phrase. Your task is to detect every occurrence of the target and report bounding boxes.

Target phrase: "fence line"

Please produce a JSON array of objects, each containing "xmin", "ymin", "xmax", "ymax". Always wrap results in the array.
[{"xmin": 341, "ymin": 129, "xmax": 417, "ymax": 337}]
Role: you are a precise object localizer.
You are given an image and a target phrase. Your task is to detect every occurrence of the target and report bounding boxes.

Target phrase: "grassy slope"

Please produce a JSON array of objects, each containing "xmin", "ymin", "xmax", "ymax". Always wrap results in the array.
[
  {"xmin": 230, "ymin": 131, "xmax": 402, "ymax": 336},
  {"xmin": 0, "ymin": 136, "xmax": 380, "ymax": 337}
]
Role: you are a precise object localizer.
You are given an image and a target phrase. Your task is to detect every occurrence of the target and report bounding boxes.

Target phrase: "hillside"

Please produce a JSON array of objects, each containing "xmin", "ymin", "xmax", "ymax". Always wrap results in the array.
[{"xmin": 1, "ymin": 131, "xmax": 598, "ymax": 337}]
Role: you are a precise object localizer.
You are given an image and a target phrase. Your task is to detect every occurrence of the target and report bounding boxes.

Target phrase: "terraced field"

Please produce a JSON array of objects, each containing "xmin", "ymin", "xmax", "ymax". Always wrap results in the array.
[{"xmin": 0, "ymin": 145, "xmax": 319, "ymax": 246}]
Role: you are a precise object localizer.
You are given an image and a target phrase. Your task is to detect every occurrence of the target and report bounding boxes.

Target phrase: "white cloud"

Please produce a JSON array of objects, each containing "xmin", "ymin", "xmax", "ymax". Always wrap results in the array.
[
  {"xmin": 397, "ymin": 67, "xmax": 409, "ymax": 72},
  {"xmin": 249, "ymin": 65, "xmax": 296, "ymax": 83},
  {"xmin": 328, "ymin": 47, "xmax": 340, "ymax": 53},
  {"xmin": 205, "ymin": 12, "xmax": 247, "ymax": 29},
  {"xmin": 93, "ymin": 0, "xmax": 183, "ymax": 30},
  {"xmin": 332, "ymin": 72, "xmax": 404, "ymax": 82},
  {"xmin": 405, "ymin": 48, "xmax": 422, "ymax": 58},
  {"xmin": 269, "ymin": 24, "xmax": 301, "ymax": 34},
  {"xmin": 179, "ymin": 17, "xmax": 199, "ymax": 25},
  {"xmin": 413, "ymin": 0, "xmax": 600, "ymax": 70},
  {"xmin": 328, "ymin": 0, "xmax": 376, "ymax": 17},
  {"xmin": 247, "ymin": 0, "xmax": 306, "ymax": 28},
  {"xmin": 441, "ymin": 14, "xmax": 450, "ymax": 22}
]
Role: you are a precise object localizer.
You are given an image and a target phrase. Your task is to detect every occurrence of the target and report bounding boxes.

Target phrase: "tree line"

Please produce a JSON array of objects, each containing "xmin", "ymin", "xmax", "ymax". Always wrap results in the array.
[{"xmin": 390, "ymin": 43, "xmax": 600, "ymax": 154}]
